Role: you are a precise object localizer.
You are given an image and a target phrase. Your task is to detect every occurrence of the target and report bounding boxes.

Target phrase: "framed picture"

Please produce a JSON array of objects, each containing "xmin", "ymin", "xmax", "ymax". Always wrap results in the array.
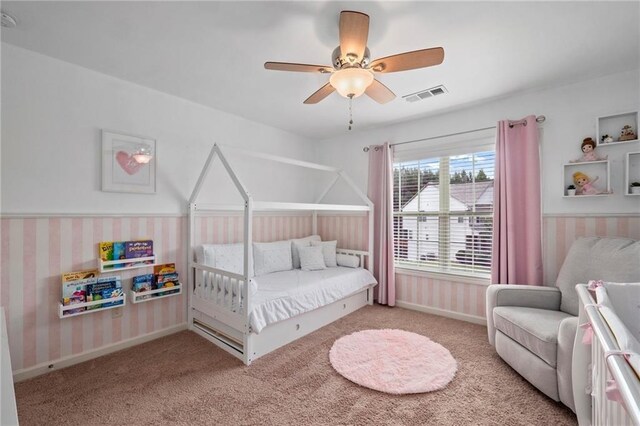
[{"xmin": 102, "ymin": 130, "xmax": 156, "ymax": 194}]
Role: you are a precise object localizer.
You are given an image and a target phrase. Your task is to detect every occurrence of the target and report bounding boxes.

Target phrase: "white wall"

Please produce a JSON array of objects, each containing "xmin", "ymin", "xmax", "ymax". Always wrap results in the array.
[
  {"xmin": 316, "ymin": 69, "xmax": 640, "ymax": 215},
  {"xmin": 1, "ymin": 43, "xmax": 317, "ymax": 215}
]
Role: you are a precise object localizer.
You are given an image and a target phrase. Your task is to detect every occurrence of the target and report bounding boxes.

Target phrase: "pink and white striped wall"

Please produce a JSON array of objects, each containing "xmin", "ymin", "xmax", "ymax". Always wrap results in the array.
[
  {"xmin": 0, "ymin": 213, "xmax": 318, "ymax": 374},
  {"xmin": 0, "ymin": 215, "xmax": 187, "ymax": 373},
  {"xmin": 321, "ymin": 214, "xmax": 640, "ymax": 323},
  {"xmin": 543, "ymin": 215, "xmax": 640, "ymax": 285},
  {"xmin": 192, "ymin": 213, "xmax": 314, "ymax": 246},
  {"xmin": 2, "ymin": 213, "xmax": 637, "ymax": 374}
]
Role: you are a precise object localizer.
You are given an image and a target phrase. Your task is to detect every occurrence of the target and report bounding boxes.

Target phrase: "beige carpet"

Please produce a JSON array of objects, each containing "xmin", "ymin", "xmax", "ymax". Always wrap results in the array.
[{"xmin": 15, "ymin": 306, "xmax": 577, "ymax": 425}]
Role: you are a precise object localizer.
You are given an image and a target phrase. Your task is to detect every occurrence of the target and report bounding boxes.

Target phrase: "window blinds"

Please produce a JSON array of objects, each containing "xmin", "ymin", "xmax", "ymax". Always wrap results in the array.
[{"xmin": 393, "ymin": 144, "xmax": 495, "ymax": 278}]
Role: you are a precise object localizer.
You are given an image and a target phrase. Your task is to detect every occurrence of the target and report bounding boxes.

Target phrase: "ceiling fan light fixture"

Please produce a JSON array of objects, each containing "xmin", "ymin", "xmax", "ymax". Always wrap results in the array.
[{"xmin": 329, "ymin": 67, "xmax": 374, "ymax": 98}]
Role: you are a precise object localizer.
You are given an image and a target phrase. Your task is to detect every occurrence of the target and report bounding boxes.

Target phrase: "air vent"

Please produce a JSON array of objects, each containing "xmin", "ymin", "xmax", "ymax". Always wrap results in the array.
[{"xmin": 403, "ymin": 85, "xmax": 448, "ymax": 103}]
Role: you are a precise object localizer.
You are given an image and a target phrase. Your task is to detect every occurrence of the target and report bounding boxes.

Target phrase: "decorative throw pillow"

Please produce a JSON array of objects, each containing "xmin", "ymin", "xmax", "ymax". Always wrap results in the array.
[
  {"xmin": 337, "ymin": 253, "xmax": 360, "ymax": 268},
  {"xmin": 291, "ymin": 235, "xmax": 321, "ymax": 269},
  {"xmin": 311, "ymin": 240, "xmax": 338, "ymax": 267},
  {"xmin": 196, "ymin": 243, "xmax": 252, "ymax": 276},
  {"xmin": 253, "ymin": 240, "xmax": 293, "ymax": 276},
  {"xmin": 214, "ymin": 243, "xmax": 245, "ymax": 275},
  {"xmin": 299, "ymin": 246, "xmax": 327, "ymax": 271}
]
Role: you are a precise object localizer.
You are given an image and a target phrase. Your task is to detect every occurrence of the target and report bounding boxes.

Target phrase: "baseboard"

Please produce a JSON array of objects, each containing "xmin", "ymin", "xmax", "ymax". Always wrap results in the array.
[
  {"xmin": 396, "ymin": 300, "xmax": 487, "ymax": 326},
  {"xmin": 13, "ymin": 323, "xmax": 187, "ymax": 382}
]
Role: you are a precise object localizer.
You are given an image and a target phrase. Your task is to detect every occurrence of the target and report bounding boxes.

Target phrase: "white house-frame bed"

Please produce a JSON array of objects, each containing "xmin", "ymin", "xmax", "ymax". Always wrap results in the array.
[{"xmin": 188, "ymin": 144, "xmax": 375, "ymax": 365}]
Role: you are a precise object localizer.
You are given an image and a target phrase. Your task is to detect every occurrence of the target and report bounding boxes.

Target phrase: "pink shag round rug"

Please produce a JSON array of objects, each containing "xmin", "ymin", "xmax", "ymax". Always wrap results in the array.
[{"xmin": 329, "ymin": 329, "xmax": 457, "ymax": 394}]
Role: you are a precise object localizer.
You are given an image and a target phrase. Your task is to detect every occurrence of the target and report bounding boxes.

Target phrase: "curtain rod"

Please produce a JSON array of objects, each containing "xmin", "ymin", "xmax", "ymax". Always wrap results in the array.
[{"xmin": 363, "ymin": 115, "xmax": 546, "ymax": 152}]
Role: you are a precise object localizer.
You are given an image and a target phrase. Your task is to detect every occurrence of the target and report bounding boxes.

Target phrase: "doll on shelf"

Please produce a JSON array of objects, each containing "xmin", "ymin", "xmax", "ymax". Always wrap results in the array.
[
  {"xmin": 572, "ymin": 171, "xmax": 609, "ymax": 195},
  {"xmin": 570, "ymin": 138, "xmax": 607, "ymax": 163}
]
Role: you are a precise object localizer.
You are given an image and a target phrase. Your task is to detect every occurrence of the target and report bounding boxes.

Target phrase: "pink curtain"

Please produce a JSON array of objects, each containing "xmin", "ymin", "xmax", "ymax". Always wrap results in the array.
[
  {"xmin": 491, "ymin": 115, "xmax": 543, "ymax": 285},
  {"xmin": 367, "ymin": 142, "xmax": 396, "ymax": 305}
]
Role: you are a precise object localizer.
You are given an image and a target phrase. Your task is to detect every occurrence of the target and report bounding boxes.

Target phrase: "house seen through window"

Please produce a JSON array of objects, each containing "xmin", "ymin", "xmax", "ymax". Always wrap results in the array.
[{"xmin": 393, "ymin": 149, "xmax": 495, "ymax": 278}]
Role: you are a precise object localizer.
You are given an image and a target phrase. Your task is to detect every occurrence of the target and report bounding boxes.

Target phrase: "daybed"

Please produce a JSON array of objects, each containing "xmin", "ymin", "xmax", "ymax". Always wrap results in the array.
[{"xmin": 187, "ymin": 144, "xmax": 377, "ymax": 365}]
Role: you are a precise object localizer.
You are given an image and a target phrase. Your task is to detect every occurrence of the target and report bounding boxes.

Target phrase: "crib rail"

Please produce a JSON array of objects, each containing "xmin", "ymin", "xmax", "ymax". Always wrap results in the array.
[
  {"xmin": 577, "ymin": 285, "xmax": 640, "ymax": 426},
  {"xmin": 190, "ymin": 262, "xmax": 249, "ymax": 332}
]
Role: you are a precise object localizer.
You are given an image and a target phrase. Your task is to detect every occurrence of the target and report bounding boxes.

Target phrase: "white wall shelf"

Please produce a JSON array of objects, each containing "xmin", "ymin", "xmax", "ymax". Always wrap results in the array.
[
  {"xmin": 598, "ymin": 139, "xmax": 639, "ymax": 148},
  {"xmin": 624, "ymin": 152, "xmax": 640, "ymax": 196},
  {"xmin": 99, "ymin": 255, "xmax": 156, "ymax": 273},
  {"xmin": 59, "ymin": 294, "xmax": 126, "ymax": 318},
  {"xmin": 597, "ymin": 111, "xmax": 638, "ymax": 145},
  {"xmin": 129, "ymin": 284, "xmax": 182, "ymax": 304},
  {"xmin": 563, "ymin": 161, "xmax": 611, "ymax": 196}
]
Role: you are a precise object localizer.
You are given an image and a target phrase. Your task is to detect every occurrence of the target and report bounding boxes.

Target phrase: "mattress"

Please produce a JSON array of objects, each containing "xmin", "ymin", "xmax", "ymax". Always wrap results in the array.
[{"xmin": 248, "ymin": 267, "xmax": 376, "ymax": 333}]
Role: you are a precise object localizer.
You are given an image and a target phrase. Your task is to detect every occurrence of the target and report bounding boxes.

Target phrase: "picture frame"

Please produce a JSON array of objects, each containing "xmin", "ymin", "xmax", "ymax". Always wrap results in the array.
[{"xmin": 101, "ymin": 130, "xmax": 156, "ymax": 194}]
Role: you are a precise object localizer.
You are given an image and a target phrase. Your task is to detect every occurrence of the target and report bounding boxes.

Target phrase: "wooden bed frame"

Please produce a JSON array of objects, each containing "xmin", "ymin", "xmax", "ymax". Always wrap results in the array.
[{"xmin": 187, "ymin": 144, "xmax": 375, "ymax": 365}]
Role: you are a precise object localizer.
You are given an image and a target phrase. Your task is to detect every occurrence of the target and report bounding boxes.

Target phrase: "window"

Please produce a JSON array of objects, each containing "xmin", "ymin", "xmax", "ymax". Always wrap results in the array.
[{"xmin": 393, "ymin": 148, "xmax": 495, "ymax": 278}]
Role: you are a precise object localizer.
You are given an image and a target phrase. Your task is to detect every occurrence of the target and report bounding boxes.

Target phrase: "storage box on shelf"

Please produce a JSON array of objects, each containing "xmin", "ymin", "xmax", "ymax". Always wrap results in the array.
[
  {"xmin": 597, "ymin": 111, "xmax": 639, "ymax": 147},
  {"xmin": 563, "ymin": 160, "xmax": 611, "ymax": 198},
  {"xmin": 625, "ymin": 152, "xmax": 640, "ymax": 196},
  {"xmin": 99, "ymin": 255, "xmax": 156, "ymax": 273},
  {"xmin": 129, "ymin": 284, "xmax": 182, "ymax": 304}
]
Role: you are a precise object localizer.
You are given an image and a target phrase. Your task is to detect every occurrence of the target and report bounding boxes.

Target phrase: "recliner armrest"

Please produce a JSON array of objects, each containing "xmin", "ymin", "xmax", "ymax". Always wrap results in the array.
[
  {"xmin": 489, "ymin": 284, "xmax": 562, "ymax": 310},
  {"xmin": 486, "ymin": 285, "xmax": 562, "ymax": 346}
]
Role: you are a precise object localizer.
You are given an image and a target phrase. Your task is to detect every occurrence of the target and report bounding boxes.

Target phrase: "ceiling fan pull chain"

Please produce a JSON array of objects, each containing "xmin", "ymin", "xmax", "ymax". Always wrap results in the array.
[{"xmin": 348, "ymin": 95, "xmax": 354, "ymax": 130}]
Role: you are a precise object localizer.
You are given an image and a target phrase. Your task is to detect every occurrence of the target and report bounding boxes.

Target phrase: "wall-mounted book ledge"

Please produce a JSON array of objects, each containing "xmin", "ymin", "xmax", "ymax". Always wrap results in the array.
[
  {"xmin": 59, "ymin": 294, "xmax": 126, "ymax": 319},
  {"xmin": 99, "ymin": 255, "xmax": 156, "ymax": 273},
  {"xmin": 129, "ymin": 284, "xmax": 182, "ymax": 304}
]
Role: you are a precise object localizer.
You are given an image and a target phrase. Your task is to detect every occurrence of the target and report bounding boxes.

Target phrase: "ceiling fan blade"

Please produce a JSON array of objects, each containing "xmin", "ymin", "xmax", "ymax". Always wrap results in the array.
[
  {"xmin": 370, "ymin": 47, "xmax": 445, "ymax": 73},
  {"xmin": 339, "ymin": 11, "xmax": 369, "ymax": 62},
  {"xmin": 264, "ymin": 62, "xmax": 334, "ymax": 73},
  {"xmin": 365, "ymin": 79, "xmax": 396, "ymax": 104},
  {"xmin": 303, "ymin": 83, "xmax": 336, "ymax": 104}
]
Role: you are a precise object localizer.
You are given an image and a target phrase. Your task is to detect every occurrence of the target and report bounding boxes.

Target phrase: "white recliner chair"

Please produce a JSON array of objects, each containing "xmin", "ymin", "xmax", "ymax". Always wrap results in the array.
[{"xmin": 486, "ymin": 237, "xmax": 640, "ymax": 411}]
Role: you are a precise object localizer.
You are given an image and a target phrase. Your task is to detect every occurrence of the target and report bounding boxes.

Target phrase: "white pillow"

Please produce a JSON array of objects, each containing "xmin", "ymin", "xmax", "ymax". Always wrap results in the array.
[
  {"xmin": 299, "ymin": 246, "xmax": 326, "ymax": 271},
  {"xmin": 215, "ymin": 244, "xmax": 245, "ymax": 275},
  {"xmin": 196, "ymin": 243, "xmax": 250, "ymax": 276},
  {"xmin": 311, "ymin": 240, "xmax": 337, "ymax": 267},
  {"xmin": 291, "ymin": 235, "xmax": 321, "ymax": 269},
  {"xmin": 337, "ymin": 253, "xmax": 360, "ymax": 268},
  {"xmin": 253, "ymin": 240, "xmax": 293, "ymax": 276}
]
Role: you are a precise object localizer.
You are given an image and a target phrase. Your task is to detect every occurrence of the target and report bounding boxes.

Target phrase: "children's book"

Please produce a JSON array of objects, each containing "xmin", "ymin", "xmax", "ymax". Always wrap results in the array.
[
  {"xmin": 132, "ymin": 274, "xmax": 154, "ymax": 300},
  {"xmin": 125, "ymin": 240, "xmax": 153, "ymax": 259},
  {"xmin": 155, "ymin": 272, "xmax": 179, "ymax": 295},
  {"xmin": 98, "ymin": 242, "xmax": 114, "ymax": 262},
  {"xmin": 113, "ymin": 242, "xmax": 126, "ymax": 268},
  {"xmin": 61, "ymin": 269, "xmax": 98, "ymax": 314},
  {"xmin": 86, "ymin": 277, "xmax": 122, "ymax": 309},
  {"xmin": 101, "ymin": 288, "xmax": 124, "ymax": 308},
  {"xmin": 154, "ymin": 263, "xmax": 176, "ymax": 276}
]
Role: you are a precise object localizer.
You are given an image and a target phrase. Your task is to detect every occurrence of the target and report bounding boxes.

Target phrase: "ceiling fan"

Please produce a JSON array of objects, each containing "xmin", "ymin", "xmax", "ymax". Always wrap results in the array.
[{"xmin": 264, "ymin": 10, "xmax": 445, "ymax": 105}]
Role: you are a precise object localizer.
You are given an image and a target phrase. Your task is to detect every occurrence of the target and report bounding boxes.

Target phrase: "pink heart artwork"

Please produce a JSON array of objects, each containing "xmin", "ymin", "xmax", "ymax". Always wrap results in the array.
[{"xmin": 116, "ymin": 151, "xmax": 144, "ymax": 175}]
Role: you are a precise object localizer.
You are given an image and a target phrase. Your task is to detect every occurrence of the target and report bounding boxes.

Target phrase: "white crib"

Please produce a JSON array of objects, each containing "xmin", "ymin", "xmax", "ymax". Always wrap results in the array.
[{"xmin": 574, "ymin": 284, "xmax": 640, "ymax": 426}]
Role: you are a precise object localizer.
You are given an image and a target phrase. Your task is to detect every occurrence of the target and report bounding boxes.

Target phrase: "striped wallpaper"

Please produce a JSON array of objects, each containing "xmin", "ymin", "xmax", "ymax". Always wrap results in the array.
[
  {"xmin": 317, "ymin": 214, "xmax": 369, "ymax": 252},
  {"xmin": 192, "ymin": 213, "xmax": 313, "ymax": 246},
  {"xmin": 542, "ymin": 215, "xmax": 640, "ymax": 286},
  {"xmin": 395, "ymin": 273, "xmax": 488, "ymax": 318},
  {"xmin": 0, "ymin": 216, "xmax": 187, "ymax": 373},
  {"xmin": 1, "ymin": 213, "xmax": 637, "ymax": 373},
  {"xmin": 0, "ymin": 213, "xmax": 317, "ymax": 373},
  {"xmin": 320, "ymin": 214, "xmax": 640, "ymax": 322}
]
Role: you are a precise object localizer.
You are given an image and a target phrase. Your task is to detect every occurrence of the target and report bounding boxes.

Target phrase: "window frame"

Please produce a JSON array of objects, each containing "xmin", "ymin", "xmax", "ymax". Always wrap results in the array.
[{"xmin": 392, "ymin": 145, "xmax": 495, "ymax": 280}]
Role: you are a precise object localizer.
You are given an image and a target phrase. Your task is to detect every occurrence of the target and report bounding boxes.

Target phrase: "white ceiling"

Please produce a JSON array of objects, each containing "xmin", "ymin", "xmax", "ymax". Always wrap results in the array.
[{"xmin": 1, "ymin": 1, "xmax": 638, "ymax": 140}]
